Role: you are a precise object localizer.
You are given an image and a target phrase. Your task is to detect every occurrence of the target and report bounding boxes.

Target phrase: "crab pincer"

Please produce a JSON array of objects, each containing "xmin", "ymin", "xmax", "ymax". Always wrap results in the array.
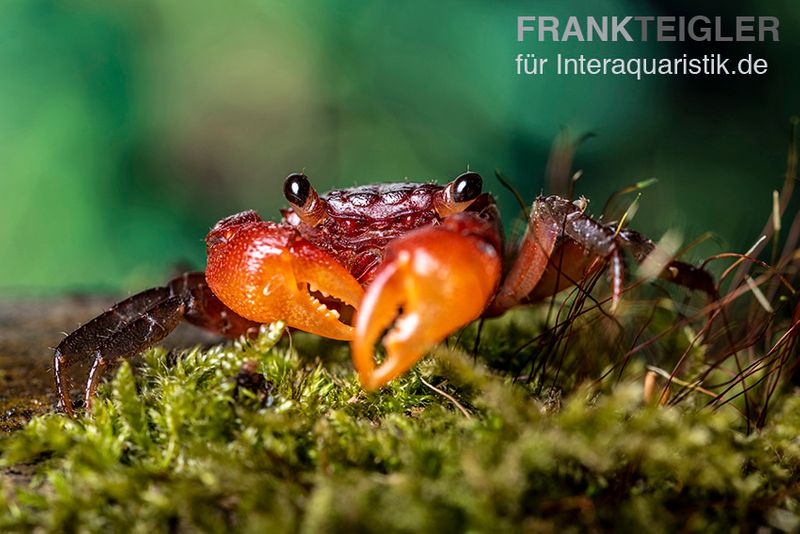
[
  {"xmin": 351, "ymin": 213, "xmax": 502, "ymax": 390},
  {"xmin": 205, "ymin": 210, "xmax": 363, "ymax": 340}
]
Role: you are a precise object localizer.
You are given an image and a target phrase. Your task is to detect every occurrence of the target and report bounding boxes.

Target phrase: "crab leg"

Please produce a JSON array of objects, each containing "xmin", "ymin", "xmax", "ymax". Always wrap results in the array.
[
  {"xmin": 352, "ymin": 213, "xmax": 502, "ymax": 390},
  {"xmin": 54, "ymin": 272, "xmax": 259, "ymax": 414},
  {"xmin": 616, "ymin": 228, "xmax": 717, "ymax": 296},
  {"xmin": 490, "ymin": 198, "xmax": 566, "ymax": 313},
  {"xmin": 490, "ymin": 196, "xmax": 715, "ymax": 315}
]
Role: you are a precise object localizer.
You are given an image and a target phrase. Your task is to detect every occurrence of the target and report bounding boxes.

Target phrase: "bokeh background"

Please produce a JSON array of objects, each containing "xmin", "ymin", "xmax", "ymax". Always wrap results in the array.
[{"xmin": 1, "ymin": 0, "xmax": 797, "ymax": 294}]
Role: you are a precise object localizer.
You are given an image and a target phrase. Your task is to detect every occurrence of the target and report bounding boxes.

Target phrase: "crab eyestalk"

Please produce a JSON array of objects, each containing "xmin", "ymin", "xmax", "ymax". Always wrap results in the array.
[
  {"xmin": 206, "ymin": 214, "xmax": 362, "ymax": 340},
  {"xmin": 284, "ymin": 172, "xmax": 327, "ymax": 227},
  {"xmin": 352, "ymin": 213, "xmax": 502, "ymax": 390},
  {"xmin": 433, "ymin": 171, "xmax": 484, "ymax": 217}
]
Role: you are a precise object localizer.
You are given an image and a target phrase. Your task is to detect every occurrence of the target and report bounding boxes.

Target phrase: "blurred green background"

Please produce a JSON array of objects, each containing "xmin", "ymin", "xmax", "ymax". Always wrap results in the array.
[{"xmin": 0, "ymin": 0, "xmax": 797, "ymax": 294}]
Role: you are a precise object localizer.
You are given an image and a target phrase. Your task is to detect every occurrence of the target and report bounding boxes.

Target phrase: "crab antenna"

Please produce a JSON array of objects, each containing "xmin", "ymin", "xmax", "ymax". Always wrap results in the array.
[{"xmin": 284, "ymin": 172, "xmax": 327, "ymax": 226}]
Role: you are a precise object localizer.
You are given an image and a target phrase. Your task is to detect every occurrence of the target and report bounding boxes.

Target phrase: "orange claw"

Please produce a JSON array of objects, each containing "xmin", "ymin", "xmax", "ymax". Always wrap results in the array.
[
  {"xmin": 352, "ymin": 214, "xmax": 502, "ymax": 390},
  {"xmin": 205, "ymin": 212, "xmax": 363, "ymax": 340}
]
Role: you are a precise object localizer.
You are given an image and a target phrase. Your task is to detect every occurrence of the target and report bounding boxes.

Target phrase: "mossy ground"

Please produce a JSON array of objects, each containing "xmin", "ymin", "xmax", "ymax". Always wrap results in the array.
[{"xmin": 0, "ymin": 303, "xmax": 798, "ymax": 533}]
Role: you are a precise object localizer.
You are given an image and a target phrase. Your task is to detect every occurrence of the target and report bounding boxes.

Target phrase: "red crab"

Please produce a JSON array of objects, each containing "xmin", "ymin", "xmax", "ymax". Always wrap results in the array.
[{"xmin": 54, "ymin": 172, "xmax": 714, "ymax": 414}]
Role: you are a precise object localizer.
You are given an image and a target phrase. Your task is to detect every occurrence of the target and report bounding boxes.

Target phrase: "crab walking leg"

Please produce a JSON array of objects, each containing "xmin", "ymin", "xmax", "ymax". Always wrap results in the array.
[
  {"xmin": 55, "ymin": 287, "xmax": 167, "ymax": 415},
  {"xmin": 490, "ymin": 198, "xmax": 563, "ymax": 313},
  {"xmin": 80, "ymin": 295, "xmax": 185, "ymax": 411},
  {"xmin": 55, "ymin": 272, "xmax": 259, "ymax": 415},
  {"xmin": 352, "ymin": 213, "xmax": 502, "ymax": 390},
  {"xmin": 84, "ymin": 355, "xmax": 109, "ymax": 412},
  {"xmin": 547, "ymin": 203, "xmax": 717, "ymax": 302},
  {"xmin": 494, "ymin": 196, "xmax": 633, "ymax": 312},
  {"xmin": 616, "ymin": 228, "xmax": 717, "ymax": 297},
  {"xmin": 491, "ymin": 196, "xmax": 716, "ymax": 316}
]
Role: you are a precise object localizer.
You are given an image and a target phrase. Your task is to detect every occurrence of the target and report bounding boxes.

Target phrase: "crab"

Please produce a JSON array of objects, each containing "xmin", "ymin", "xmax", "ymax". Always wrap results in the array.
[{"xmin": 54, "ymin": 172, "xmax": 715, "ymax": 414}]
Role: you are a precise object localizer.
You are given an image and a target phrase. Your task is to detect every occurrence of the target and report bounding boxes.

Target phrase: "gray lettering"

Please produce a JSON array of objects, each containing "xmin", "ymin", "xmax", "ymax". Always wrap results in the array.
[
  {"xmin": 612, "ymin": 16, "xmax": 633, "ymax": 41},
  {"xmin": 657, "ymin": 17, "xmax": 676, "ymax": 41},
  {"xmin": 736, "ymin": 16, "xmax": 755, "ymax": 41},
  {"xmin": 759, "ymin": 16, "xmax": 779, "ymax": 42},
  {"xmin": 634, "ymin": 16, "xmax": 654, "ymax": 41},
  {"xmin": 562, "ymin": 17, "xmax": 585, "ymax": 41},
  {"xmin": 587, "ymin": 17, "xmax": 608, "ymax": 41},
  {"xmin": 714, "ymin": 16, "xmax": 733, "ymax": 41},
  {"xmin": 517, "ymin": 16, "xmax": 536, "ymax": 41},
  {"xmin": 539, "ymin": 16, "xmax": 560, "ymax": 41},
  {"xmin": 688, "ymin": 16, "xmax": 711, "ymax": 41}
]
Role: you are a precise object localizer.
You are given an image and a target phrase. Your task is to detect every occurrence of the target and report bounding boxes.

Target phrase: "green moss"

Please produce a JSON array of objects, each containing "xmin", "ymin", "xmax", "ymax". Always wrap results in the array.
[{"xmin": 1, "ymin": 316, "xmax": 799, "ymax": 532}]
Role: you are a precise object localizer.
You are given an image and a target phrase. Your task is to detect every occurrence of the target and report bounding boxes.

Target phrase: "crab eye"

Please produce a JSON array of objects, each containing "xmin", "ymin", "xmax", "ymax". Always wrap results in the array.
[
  {"xmin": 452, "ymin": 172, "xmax": 482, "ymax": 203},
  {"xmin": 284, "ymin": 173, "xmax": 311, "ymax": 206}
]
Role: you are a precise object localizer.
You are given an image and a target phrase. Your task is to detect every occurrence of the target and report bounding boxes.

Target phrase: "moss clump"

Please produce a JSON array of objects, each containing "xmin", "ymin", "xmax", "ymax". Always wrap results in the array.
[{"xmin": 0, "ymin": 319, "xmax": 799, "ymax": 532}]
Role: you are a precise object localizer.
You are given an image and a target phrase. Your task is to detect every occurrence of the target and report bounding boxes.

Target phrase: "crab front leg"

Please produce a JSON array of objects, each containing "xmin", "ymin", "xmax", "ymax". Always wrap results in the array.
[{"xmin": 352, "ymin": 212, "xmax": 502, "ymax": 390}]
